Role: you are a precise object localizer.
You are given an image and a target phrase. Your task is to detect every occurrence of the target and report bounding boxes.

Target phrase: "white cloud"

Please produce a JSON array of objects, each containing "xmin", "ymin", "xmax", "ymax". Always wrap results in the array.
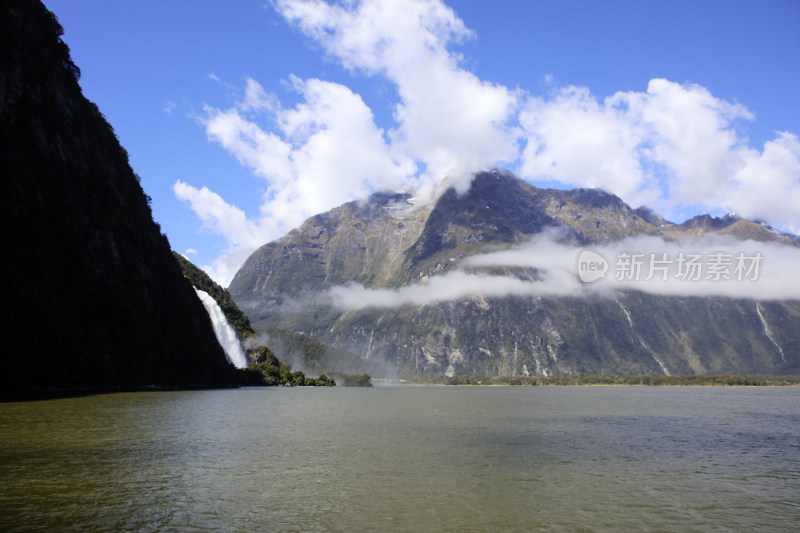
[
  {"xmin": 198, "ymin": 247, "xmax": 261, "ymax": 293},
  {"xmin": 177, "ymin": 1, "xmax": 800, "ymax": 287},
  {"xmin": 275, "ymin": 0, "xmax": 520, "ymax": 188},
  {"xmin": 520, "ymin": 85, "xmax": 652, "ymax": 205},
  {"xmin": 173, "ymin": 180, "xmax": 275, "ymax": 286},
  {"xmin": 241, "ymin": 77, "xmax": 277, "ymax": 112},
  {"xmin": 201, "ymin": 76, "xmax": 414, "ymax": 232},
  {"xmin": 520, "ymin": 79, "xmax": 800, "ymax": 230},
  {"xmin": 324, "ymin": 234, "xmax": 800, "ymax": 311},
  {"xmin": 471, "ymin": 234, "xmax": 800, "ymax": 300},
  {"xmin": 326, "ymin": 269, "xmax": 579, "ymax": 311},
  {"xmin": 203, "ymin": 104, "xmax": 294, "ymax": 186},
  {"xmin": 173, "ymin": 181, "xmax": 268, "ymax": 249},
  {"xmin": 274, "ymin": 76, "xmax": 416, "ymax": 211},
  {"xmin": 723, "ymin": 132, "xmax": 800, "ymax": 232},
  {"xmin": 178, "ymin": 0, "xmax": 521, "ymax": 284},
  {"xmin": 275, "ymin": 0, "xmax": 474, "ymax": 75},
  {"xmin": 177, "ymin": 76, "xmax": 416, "ymax": 285},
  {"xmin": 619, "ymin": 79, "xmax": 753, "ymax": 206}
]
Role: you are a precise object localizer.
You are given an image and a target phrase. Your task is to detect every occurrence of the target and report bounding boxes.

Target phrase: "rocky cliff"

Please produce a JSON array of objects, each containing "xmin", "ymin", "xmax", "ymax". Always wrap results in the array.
[
  {"xmin": 230, "ymin": 170, "xmax": 800, "ymax": 378},
  {"xmin": 0, "ymin": 1, "xmax": 238, "ymax": 390}
]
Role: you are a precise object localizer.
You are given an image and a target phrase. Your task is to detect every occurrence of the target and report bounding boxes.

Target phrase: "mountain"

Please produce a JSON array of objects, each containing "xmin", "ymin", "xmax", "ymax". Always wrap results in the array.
[
  {"xmin": 230, "ymin": 169, "xmax": 800, "ymax": 378},
  {"xmin": 0, "ymin": 1, "xmax": 238, "ymax": 391},
  {"xmin": 173, "ymin": 252, "xmax": 363, "ymax": 386}
]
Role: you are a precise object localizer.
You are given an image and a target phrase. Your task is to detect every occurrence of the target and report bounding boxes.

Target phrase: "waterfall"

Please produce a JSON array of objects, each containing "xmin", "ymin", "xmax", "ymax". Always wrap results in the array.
[
  {"xmin": 756, "ymin": 303, "xmax": 786, "ymax": 363},
  {"xmin": 194, "ymin": 288, "xmax": 247, "ymax": 369},
  {"xmin": 365, "ymin": 330, "xmax": 374, "ymax": 359},
  {"xmin": 617, "ymin": 300, "xmax": 671, "ymax": 376}
]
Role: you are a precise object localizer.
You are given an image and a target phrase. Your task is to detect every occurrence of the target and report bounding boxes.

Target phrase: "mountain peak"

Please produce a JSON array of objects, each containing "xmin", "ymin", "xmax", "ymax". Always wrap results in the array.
[
  {"xmin": 634, "ymin": 206, "xmax": 673, "ymax": 228},
  {"xmin": 229, "ymin": 168, "xmax": 800, "ymax": 379},
  {"xmin": 677, "ymin": 213, "xmax": 739, "ymax": 231}
]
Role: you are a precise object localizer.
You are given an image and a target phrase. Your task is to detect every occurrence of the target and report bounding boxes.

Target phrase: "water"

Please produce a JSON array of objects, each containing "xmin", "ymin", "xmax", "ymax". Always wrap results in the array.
[
  {"xmin": 1, "ymin": 386, "xmax": 798, "ymax": 532},
  {"xmin": 194, "ymin": 288, "xmax": 247, "ymax": 368}
]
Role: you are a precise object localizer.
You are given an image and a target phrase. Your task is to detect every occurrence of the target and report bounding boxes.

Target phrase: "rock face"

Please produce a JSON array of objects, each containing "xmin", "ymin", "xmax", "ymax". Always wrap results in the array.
[
  {"xmin": 0, "ymin": 1, "xmax": 237, "ymax": 390},
  {"xmin": 230, "ymin": 169, "xmax": 800, "ymax": 378}
]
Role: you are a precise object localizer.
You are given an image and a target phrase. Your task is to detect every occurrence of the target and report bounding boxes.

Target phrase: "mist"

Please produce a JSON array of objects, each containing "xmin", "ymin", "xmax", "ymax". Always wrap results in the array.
[
  {"xmin": 324, "ymin": 233, "xmax": 800, "ymax": 311},
  {"xmin": 247, "ymin": 331, "xmax": 398, "ymax": 379}
]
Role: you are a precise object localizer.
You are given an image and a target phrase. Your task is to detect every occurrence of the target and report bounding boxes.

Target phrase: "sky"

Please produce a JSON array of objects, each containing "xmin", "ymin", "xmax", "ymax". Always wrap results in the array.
[{"xmin": 44, "ymin": 0, "xmax": 800, "ymax": 286}]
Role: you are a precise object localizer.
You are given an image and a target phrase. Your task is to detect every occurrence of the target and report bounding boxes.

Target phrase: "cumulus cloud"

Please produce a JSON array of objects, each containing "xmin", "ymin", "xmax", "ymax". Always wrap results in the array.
[
  {"xmin": 177, "ymin": 0, "xmax": 522, "ymax": 285},
  {"xmin": 275, "ymin": 0, "xmax": 520, "ymax": 187},
  {"xmin": 177, "ymin": 76, "xmax": 415, "ymax": 285},
  {"xmin": 173, "ymin": 180, "xmax": 276, "ymax": 284},
  {"xmin": 206, "ymin": 75, "xmax": 416, "ymax": 232},
  {"xmin": 177, "ymin": 0, "xmax": 799, "ymax": 286},
  {"xmin": 520, "ymin": 85, "xmax": 652, "ymax": 206},
  {"xmin": 173, "ymin": 181, "xmax": 269, "ymax": 249},
  {"xmin": 723, "ymin": 132, "xmax": 800, "ymax": 229},
  {"xmin": 520, "ymin": 79, "xmax": 800, "ymax": 230},
  {"xmin": 324, "ymin": 234, "xmax": 800, "ymax": 311}
]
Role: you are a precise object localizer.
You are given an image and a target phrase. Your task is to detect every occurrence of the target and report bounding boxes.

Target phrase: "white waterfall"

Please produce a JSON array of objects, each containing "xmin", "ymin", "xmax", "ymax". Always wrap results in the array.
[
  {"xmin": 194, "ymin": 288, "xmax": 247, "ymax": 369},
  {"xmin": 617, "ymin": 300, "xmax": 671, "ymax": 376},
  {"xmin": 756, "ymin": 302, "xmax": 786, "ymax": 363}
]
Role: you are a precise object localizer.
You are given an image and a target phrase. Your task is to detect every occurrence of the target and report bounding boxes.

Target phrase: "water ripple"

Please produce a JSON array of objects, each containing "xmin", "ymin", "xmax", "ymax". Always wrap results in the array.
[{"xmin": 1, "ymin": 387, "xmax": 799, "ymax": 531}]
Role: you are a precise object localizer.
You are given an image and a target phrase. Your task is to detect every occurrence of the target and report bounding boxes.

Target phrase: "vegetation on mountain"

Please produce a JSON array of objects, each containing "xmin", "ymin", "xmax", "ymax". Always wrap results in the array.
[
  {"xmin": 255, "ymin": 327, "xmax": 385, "ymax": 377},
  {"xmin": 173, "ymin": 252, "xmax": 256, "ymax": 338},
  {"xmin": 243, "ymin": 328, "xmax": 377, "ymax": 386},
  {"xmin": 335, "ymin": 373, "xmax": 373, "ymax": 387},
  {"xmin": 172, "ymin": 253, "xmax": 343, "ymax": 386},
  {"xmin": 246, "ymin": 346, "xmax": 335, "ymax": 387},
  {"xmin": 1, "ymin": 1, "xmax": 240, "ymax": 391}
]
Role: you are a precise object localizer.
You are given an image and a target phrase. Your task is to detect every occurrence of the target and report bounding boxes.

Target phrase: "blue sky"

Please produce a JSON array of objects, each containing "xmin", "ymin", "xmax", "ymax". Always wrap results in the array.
[{"xmin": 44, "ymin": 0, "xmax": 800, "ymax": 285}]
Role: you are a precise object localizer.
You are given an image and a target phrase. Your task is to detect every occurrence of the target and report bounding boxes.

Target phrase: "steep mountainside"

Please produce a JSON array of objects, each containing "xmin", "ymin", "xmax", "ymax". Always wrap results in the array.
[
  {"xmin": 230, "ymin": 170, "xmax": 800, "ymax": 378},
  {"xmin": 172, "ymin": 252, "xmax": 379, "ymax": 383},
  {"xmin": 173, "ymin": 252, "xmax": 256, "ymax": 340},
  {"xmin": 0, "ymin": 1, "xmax": 238, "ymax": 390}
]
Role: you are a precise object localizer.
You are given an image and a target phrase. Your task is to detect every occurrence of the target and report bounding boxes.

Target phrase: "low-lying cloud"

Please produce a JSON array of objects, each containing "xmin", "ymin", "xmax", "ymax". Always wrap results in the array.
[{"xmin": 324, "ymin": 234, "xmax": 800, "ymax": 311}]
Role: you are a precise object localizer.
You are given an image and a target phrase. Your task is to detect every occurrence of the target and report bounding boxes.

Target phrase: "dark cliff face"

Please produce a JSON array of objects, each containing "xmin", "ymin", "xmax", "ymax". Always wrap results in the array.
[
  {"xmin": 230, "ymin": 170, "xmax": 800, "ymax": 378},
  {"xmin": 0, "ymin": 1, "xmax": 236, "ymax": 390}
]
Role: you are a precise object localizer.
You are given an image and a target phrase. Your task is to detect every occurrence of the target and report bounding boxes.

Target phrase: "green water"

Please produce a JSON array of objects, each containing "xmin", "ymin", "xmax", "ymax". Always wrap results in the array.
[{"xmin": 1, "ymin": 386, "xmax": 798, "ymax": 532}]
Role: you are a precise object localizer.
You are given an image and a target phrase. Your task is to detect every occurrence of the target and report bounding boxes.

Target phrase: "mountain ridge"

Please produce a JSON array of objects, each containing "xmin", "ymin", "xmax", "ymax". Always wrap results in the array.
[{"xmin": 230, "ymin": 169, "xmax": 800, "ymax": 378}]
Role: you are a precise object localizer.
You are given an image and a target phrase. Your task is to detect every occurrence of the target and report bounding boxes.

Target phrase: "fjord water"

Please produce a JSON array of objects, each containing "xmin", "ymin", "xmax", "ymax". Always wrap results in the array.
[{"xmin": 1, "ymin": 387, "xmax": 798, "ymax": 532}]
